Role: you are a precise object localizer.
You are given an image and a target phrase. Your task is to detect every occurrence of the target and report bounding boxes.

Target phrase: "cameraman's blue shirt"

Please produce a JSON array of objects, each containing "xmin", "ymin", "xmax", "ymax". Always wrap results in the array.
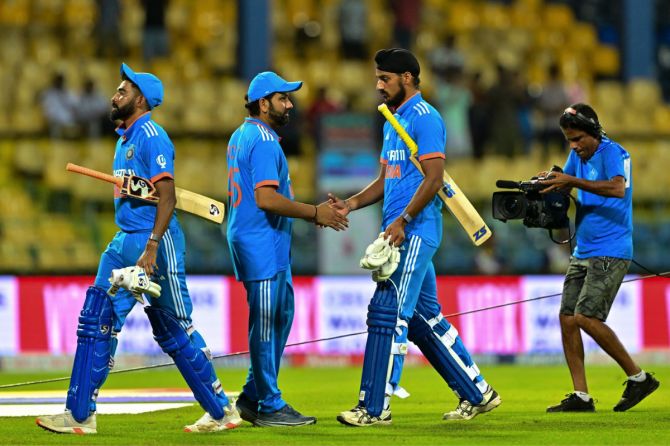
[{"xmin": 563, "ymin": 136, "xmax": 632, "ymax": 259}]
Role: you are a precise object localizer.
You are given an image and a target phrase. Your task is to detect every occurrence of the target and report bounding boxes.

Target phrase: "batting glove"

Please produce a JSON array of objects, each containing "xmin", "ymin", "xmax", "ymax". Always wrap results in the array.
[
  {"xmin": 372, "ymin": 245, "xmax": 400, "ymax": 282},
  {"xmin": 360, "ymin": 233, "xmax": 394, "ymax": 269},
  {"xmin": 107, "ymin": 266, "xmax": 161, "ymax": 302}
]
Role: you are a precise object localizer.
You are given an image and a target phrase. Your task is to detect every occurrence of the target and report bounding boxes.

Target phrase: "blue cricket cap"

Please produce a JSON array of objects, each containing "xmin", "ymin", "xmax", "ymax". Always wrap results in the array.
[
  {"xmin": 120, "ymin": 63, "xmax": 163, "ymax": 109},
  {"xmin": 247, "ymin": 71, "xmax": 302, "ymax": 102}
]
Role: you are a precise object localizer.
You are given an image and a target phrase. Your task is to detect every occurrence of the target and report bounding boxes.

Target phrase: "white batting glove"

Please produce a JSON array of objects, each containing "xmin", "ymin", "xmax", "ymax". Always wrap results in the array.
[
  {"xmin": 372, "ymin": 245, "xmax": 400, "ymax": 282},
  {"xmin": 108, "ymin": 266, "xmax": 161, "ymax": 302},
  {"xmin": 360, "ymin": 233, "xmax": 394, "ymax": 269}
]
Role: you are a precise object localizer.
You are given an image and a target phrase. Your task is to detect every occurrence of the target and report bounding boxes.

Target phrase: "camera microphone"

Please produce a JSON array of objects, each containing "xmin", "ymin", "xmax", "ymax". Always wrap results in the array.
[{"xmin": 496, "ymin": 180, "xmax": 521, "ymax": 189}]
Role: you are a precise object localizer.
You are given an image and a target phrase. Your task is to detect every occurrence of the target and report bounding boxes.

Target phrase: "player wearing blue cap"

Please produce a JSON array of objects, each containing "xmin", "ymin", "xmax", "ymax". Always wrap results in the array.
[
  {"xmin": 329, "ymin": 49, "xmax": 501, "ymax": 426},
  {"xmin": 36, "ymin": 64, "xmax": 241, "ymax": 434},
  {"xmin": 227, "ymin": 71, "xmax": 348, "ymax": 427}
]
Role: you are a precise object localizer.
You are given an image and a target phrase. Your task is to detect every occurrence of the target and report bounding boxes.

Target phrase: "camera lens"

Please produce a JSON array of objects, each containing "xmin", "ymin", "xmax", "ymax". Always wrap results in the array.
[{"xmin": 502, "ymin": 197, "xmax": 521, "ymax": 216}]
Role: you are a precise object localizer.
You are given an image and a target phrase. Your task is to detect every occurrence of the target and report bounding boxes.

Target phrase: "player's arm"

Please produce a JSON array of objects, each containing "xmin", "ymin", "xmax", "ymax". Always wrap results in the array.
[
  {"xmin": 384, "ymin": 157, "xmax": 444, "ymax": 246},
  {"xmin": 327, "ymin": 164, "xmax": 385, "ymax": 216},
  {"xmin": 255, "ymin": 186, "xmax": 348, "ymax": 231},
  {"xmin": 136, "ymin": 177, "xmax": 176, "ymax": 275}
]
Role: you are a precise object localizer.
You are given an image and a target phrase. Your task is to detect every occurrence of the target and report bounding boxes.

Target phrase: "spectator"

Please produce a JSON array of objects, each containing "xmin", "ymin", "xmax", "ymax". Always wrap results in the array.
[
  {"xmin": 487, "ymin": 65, "xmax": 524, "ymax": 157},
  {"xmin": 390, "ymin": 0, "xmax": 421, "ymax": 49},
  {"xmin": 338, "ymin": 0, "xmax": 368, "ymax": 59},
  {"xmin": 537, "ymin": 64, "xmax": 570, "ymax": 158},
  {"xmin": 306, "ymin": 87, "xmax": 343, "ymax": 149},
  {"xmin": 434, "ymin": 67, "xmax": 473, "ymax": 158},
  {"xmin": 467, "ymin": 71, "xmax": 490, "ymax": 159},
  {"xmin": 41, "ymin": 73, "xmax": 78, "ymax": 139},
  {"xmin": 141, "ymin": 0, "xmax": 169, "ymax": 62},
  {"xmin": 77, "ymin": 78, "xmax": 110, "ymax": 139},
  {"xmin": 96, "ymin": 0, "xmax": 122, "ymax": 58}
]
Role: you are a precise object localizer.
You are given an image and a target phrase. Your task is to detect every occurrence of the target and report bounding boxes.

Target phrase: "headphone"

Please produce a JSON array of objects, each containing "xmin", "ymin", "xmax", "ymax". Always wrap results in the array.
[{"xmin": 561, "ymin": 107, "xmax": 604, "ymax": 137}]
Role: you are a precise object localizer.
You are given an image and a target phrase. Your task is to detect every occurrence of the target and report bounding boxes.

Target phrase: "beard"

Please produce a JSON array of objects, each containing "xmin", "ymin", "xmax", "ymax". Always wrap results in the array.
[
  {"xmin": 268, "ymin": 103, "xmax": 290, "ymax": 127},
  {"xmin": 381, "ymin": 84, "xmax": 406, "ymax": 108},
  {"xmin": 110, "ymin": 101, "xmax": 135, "ymax": 122}
]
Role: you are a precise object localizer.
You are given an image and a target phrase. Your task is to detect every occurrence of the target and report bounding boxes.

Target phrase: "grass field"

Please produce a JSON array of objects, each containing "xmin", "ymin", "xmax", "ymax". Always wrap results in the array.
[{"xmin": 0, "ymin": 363, "xmax": 667, "ymax": 445}]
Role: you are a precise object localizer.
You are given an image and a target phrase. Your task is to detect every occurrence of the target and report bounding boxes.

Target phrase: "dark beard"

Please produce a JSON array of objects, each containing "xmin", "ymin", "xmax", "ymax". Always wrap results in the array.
[
  {"xmin": 384, "ymin": 84, "xmax": 406, "ymax": 108},
  {"xmin": 268, "ymin": 103, "xmax": 290, "ymax": 127},
  {"xmin": 110, "ymin": 101, "xmax": 135, "ymax": 121}
]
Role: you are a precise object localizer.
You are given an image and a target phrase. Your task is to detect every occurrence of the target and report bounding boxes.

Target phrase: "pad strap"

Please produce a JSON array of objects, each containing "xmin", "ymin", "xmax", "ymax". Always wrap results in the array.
[
  {"xmin": 145, "ymin": 306, "xmax": 227, "ymax": 419},
  {"xmin": 66, "ymin": 286, "xmax": 113, "ymax": 422},
  {"xmin": 408, "ymin": 312, "xmax": 484, "ymax": 404}
]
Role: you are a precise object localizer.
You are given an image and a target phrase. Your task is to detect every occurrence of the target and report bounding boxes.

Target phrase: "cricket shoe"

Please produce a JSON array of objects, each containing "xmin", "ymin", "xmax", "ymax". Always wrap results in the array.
[
  {"xmin": 235, "ymin": 392, "xmax": 259, "ymax": 423},
  {"xmin": 613, "ymin": 373, "xmax": 660, "ymax": 412},
  {"xmin": 336, "ymin": 406, "xmax": 392, "ymax": 427},
  {"xmin": 546, "ymin": 393, "xmax": 595, "ymax": 412},
  {"xmin": 36, "ymin": 411, "xmax": 97, "ymax": 434},
  {"xmin": 184, "ymin": 405, "xmax": 243, "ymax": 433},
  {"xmin": 253, "ymin": 404, "xmax": 316, "ymax": 427},
  {"xmin": 443, "ymin": 386, "xmax": 502, "ymax": 420}
]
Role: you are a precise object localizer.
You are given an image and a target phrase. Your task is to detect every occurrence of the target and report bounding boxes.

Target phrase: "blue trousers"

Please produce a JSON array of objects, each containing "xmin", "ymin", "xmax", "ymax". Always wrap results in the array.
[
  {"xmin": 241, "ymin": 269, "xmax": 295, "ymax": 413},
  {"xmin": 94, "ymin": 225, "xmax": 193, "ymax": 332}
]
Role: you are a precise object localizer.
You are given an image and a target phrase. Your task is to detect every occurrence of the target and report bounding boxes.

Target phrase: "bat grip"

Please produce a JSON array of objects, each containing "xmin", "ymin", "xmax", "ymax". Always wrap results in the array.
[{"xmin": 66, "ymin": 163, "xmax": 122, "ymax": 186}]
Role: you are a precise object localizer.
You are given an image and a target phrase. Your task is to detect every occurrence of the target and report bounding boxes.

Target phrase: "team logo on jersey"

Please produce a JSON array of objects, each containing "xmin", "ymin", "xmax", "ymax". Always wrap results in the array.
[
  {"xmin": 156, "ymin": 154, "xmax": 167, "ymax": 169},
  {"xmin": 125, "ymin": 145, "xmax": 135, "ymax": 160}
]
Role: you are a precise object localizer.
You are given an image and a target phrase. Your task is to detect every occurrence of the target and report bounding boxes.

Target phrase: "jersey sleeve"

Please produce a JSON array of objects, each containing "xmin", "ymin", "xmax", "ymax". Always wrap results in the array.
[
  {"xmin": 144, "ymin": 133, "xmax": 175, "ymax": 183},
  {"xmin": 563, "ymin": 151, "xmax": 576, "ymax": 176},
  {"xmin": 603, "ymin": 145, "xmax": 626, "ymax": 180},
  {"xmin": 249, "ymin": 139, "xmax": 281, "ymax": 189},
  {"xmin": 413, "ymin": 113, "xmax": 446, "ymax": 161}
]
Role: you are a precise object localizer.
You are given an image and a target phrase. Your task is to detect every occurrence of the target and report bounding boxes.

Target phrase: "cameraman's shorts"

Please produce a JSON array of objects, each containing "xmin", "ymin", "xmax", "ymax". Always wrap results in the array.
[{"xmin": 560, "ymin": 256, "xmax": 630, "ymax": 321}]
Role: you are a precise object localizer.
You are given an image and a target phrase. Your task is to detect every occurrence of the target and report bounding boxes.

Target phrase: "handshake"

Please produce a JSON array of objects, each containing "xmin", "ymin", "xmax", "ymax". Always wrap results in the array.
[
  {"xmin": 107, "ymin": 266, "xmax": 162, "ymax": 303},
  {"xmin": 360, "ymin": 233, "xmax": 401, "ymax": 282}
]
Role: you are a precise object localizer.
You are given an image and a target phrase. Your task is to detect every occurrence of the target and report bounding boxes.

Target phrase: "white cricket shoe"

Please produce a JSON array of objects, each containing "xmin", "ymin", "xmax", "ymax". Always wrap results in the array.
[
  {"xmin": 336, "ymin": 406, "xmax": 392, "ymax": 427},
  {"xmin": 36, "ymin": 410, "xmax": 97, "ymax": 434},
  {"xmin": 184, "ymin": 405, "xmax": 243, "ymax": 433},
  {"xmin": 443, "ymin": 386, "xmax": 502, "ymax": 421}
]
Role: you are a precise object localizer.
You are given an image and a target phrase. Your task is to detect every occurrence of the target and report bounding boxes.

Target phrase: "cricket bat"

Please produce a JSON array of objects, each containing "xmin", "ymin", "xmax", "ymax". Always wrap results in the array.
[
  {"xmin": 377, "ymin": 104, "xmax": 491, "ymax": 246},
  {"xmin": 66, "ymin": 163, "xmax": 225, "ymax": 224}
]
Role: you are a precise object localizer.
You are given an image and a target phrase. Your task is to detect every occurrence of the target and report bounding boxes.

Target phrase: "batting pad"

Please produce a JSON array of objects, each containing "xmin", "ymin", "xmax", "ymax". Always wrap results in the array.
[
  {"xmin": 408, "ymin": 313, "xmax": 485, "ymax": 405},
  {"xmin": 359, "ymin": 282, "xmax": 399, "ymax": 417},
  {"xmin": 145, "ymin": 306, "xmax": 228, "ymax": 420},
  {"xmin": 66, "ymin": 286, "xmax": 114, "ymax": 422}
]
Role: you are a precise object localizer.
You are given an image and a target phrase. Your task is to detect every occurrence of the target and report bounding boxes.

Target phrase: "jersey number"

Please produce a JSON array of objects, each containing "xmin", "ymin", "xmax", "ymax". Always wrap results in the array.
[{"xmin": 228, "ymin": 167, "xmax": 242, "ymax": 207}]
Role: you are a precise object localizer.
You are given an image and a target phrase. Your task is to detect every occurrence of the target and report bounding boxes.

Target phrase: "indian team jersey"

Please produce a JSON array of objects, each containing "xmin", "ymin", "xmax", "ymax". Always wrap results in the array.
[
  {"xmin": 226, "ymin": 118, "xmax": 294, "ymax": 281},
  {"xmin": 563, "ymin": 136, "xmax": 633, "ymax": 259},
  {"xmin": 112, "ymin": 112, "xmax": 177, "ymax": 232},
  {"xmin": 381, "ymin": 93, "xmax": 446, "ymax": 247}
]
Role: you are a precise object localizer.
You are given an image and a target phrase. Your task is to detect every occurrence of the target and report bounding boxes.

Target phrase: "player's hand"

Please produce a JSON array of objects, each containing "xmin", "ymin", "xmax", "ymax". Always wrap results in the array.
[
  {"xmin": 136, "ymin": 241, "xmax": 159, "ymax": 276},
  {"xmin": 327, "ymin": 193, "xmax": 352, "ymax": 217},
  {"xmin": 539, "ymin": 172, "xmax": 572, "ymax": 193},
  {"xmin": 315, "ymin": 202, "xmax": 349, "ymax": 231},
  {"xmin": 384, "ymin": 218, "xmax": 406, "ymax": 247}
]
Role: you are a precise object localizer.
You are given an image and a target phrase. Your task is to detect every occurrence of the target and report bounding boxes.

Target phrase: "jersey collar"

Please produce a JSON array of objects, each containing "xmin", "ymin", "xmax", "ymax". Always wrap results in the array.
[
  {"xmin": 395, "ymin": 92, "xmax": 422, "ymax": 116},
  {"xmin": 245, "ymin": 117, "xmax": 281, "ymax": 140},
  {"xmin": 115, "ymin": 111, "xmax": 152, "ymax": 141}
]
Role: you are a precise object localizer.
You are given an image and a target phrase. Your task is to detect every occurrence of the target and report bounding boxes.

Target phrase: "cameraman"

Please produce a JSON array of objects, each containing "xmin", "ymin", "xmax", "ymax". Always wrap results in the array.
[{"xmin": 539, "ymin": 103, "xmax": 659, "ymax": 413}]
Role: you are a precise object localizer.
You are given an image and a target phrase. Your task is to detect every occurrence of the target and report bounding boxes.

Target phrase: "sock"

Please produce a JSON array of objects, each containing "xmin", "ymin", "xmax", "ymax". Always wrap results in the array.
[
  {"xmin": 628, "ymin": 370, "xmax": 646, "ymax": 382},
  {"xmin": 574, "ymin": 391, "xmax": 591, "ymax": 402}
]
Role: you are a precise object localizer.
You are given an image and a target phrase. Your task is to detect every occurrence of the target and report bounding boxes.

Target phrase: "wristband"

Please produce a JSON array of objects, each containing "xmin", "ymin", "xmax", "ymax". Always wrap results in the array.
[
  {"xmin": 402, "ymin": 213, "xmax": 413, "ymax": 224},
  {"xmin": 313, "ymin": 205, "xmax": 318, "ymax": 220},
  {"xmin": 344, "ymin": 199, "xmax": 353, "ymax": 212},
  {"xmin": 149, "ymin": 233, "xmax": 161, "ymax": 243}
]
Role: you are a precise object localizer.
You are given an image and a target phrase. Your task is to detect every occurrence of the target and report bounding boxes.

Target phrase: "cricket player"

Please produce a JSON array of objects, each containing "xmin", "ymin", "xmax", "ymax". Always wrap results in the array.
[
  {"xmin": 226, "ymin": 71, "xmax": 348, "ymax": 427},
  {"xmin": 330, "ymin": 49, "xmax": 501, "ymax": 426},
  {"xmin": 36, "ymin": 64, "xmax": 241, "ymax": 434}
]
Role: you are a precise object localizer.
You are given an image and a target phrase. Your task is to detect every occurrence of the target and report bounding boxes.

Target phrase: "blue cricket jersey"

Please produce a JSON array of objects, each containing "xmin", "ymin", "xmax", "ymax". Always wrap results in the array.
[
  {"xmin": 563, "ymin": 136, "xmax": 633, "ymax": 259},
  {"xmin": 113, "ymin": 112, "xmax": 178, "ymax": 232},
  {"xmin": 226, "ymin": 118, "xmax": 294, "ymax": 281},
  {"xmin": 381, "ymin": 93, "xmax": 446, "ymax": 247}
]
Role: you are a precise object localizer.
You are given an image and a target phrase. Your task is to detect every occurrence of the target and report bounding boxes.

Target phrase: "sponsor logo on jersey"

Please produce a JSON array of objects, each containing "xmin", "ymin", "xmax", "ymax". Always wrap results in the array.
[{"xmin": 156, "ymin": 154, "xmax": 167, "ymax": 169}]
